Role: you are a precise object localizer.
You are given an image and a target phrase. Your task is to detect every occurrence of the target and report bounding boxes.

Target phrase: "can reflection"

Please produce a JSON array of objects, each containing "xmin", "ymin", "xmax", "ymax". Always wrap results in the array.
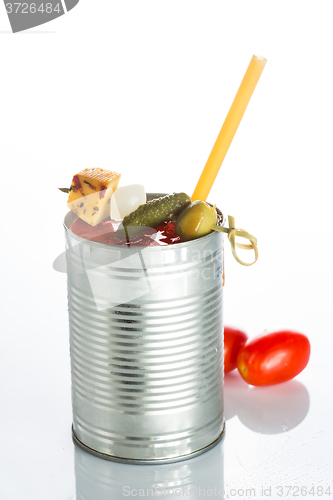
[{"xmin": 74, "ymin": 441, "xmax": 224, "ymax": 499}]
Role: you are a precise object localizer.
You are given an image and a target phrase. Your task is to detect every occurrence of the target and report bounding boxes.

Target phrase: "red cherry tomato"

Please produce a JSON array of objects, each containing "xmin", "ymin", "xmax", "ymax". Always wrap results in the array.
[
  {"xmin": 224, "ymin": 326, "xmax": 248, "ymax": 373},
  {"xmin": 236, "ymin": 330, "xmax": 311, "ymax": 386}
]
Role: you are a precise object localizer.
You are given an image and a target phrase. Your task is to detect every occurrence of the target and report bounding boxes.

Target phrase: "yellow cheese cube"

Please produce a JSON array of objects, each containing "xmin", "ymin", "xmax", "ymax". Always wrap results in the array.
[{"xmin": 67, "ymin": 168, "xmax": 121, "ymax": 226}]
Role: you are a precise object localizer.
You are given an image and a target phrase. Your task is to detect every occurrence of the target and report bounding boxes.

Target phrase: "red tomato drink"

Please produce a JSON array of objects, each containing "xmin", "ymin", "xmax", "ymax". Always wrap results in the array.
[{"xmin": 70, "ymin": 217, "xmax": 180, "ymax": 246}]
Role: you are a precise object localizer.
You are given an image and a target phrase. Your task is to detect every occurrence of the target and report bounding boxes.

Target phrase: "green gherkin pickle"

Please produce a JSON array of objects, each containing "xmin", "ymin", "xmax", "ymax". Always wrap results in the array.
[{"xmin": 122, "ymin": 192, "xmax": 191, "ymax": 228}]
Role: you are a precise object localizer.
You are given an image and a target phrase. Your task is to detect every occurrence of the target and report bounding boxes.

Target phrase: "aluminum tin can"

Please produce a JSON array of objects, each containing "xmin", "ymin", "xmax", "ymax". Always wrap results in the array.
[{"xmin": 64, "ymin": 194, "xmax": 225, "ymax": 464}]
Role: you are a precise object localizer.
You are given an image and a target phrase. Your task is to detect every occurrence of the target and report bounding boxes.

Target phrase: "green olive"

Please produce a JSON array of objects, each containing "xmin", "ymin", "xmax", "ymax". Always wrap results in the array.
[{"xmin": 176, "ymin": 201, "xmax": 217, "ymax": 241}]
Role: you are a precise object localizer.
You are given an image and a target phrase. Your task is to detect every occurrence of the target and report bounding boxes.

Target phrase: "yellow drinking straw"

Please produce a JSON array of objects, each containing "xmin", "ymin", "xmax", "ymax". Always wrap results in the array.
[
  {"xmin": 192, "ymin": 55, "xmax": 267, "ymax": 203},
  {"xmin": 193, "ymin": 55, "xmax": 266, "ymax": 266}
]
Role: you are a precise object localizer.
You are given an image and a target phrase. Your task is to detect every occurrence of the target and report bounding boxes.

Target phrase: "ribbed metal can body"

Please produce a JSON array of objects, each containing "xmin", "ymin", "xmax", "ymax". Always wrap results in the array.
[{"xmin": 64, "ymin": 203, "xmax": 224, "ymax": 463}]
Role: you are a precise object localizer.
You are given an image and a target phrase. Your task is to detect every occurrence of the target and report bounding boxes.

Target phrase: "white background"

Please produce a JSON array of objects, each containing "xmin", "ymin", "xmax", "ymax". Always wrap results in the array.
[{"xmin": 0, "ymin": 2, "xmax": 332, "ymax": 499}]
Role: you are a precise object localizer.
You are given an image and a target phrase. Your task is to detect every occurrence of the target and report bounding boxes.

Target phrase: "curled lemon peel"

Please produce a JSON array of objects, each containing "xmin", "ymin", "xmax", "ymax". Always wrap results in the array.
[{"xmin": 212, "ymin": 215, "xmax": 258, "ymax": 266}]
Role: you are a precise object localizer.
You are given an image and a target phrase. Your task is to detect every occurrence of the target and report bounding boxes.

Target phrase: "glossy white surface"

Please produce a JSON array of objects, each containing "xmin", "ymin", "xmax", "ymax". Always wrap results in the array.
[
  {"xmin": 1, "ymin": 261, "xmax": 332, "ymax": 499},
  {"xmin": 1, "ymin": 1, "xmax": 333, "ymax": 499}
]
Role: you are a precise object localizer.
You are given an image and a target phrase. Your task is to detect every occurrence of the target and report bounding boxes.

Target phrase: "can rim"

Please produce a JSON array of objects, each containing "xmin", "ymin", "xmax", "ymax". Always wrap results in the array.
[
  {"xmin": 72, "ymin": 423, "xmax": 225, "ymax": 465},
  {"xmin": 64, "ymin": 193, "xmax": 225, "ymax": 252}
]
